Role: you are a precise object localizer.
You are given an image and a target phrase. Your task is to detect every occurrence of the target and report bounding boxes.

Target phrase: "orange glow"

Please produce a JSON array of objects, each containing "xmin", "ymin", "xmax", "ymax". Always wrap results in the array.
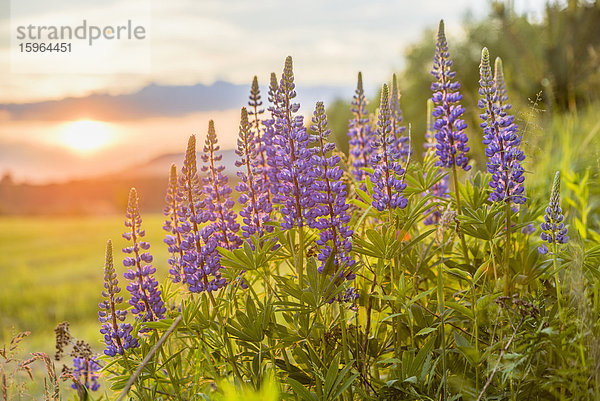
[{"xmin": 58, "ymin": 120, "xmax": 113, "ymax": 153}]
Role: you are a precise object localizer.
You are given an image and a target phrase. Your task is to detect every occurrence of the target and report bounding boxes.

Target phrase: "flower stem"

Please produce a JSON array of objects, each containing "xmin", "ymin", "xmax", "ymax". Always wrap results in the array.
[
  {"xmin": 553, "ymin": 242, "xmax": 563, "ymax": 322},
  {"xmin": 298, "ymin": 226, "xmax": 305, "ymax": 286},
  {"xmin": 504, "ymin": 202, "xmax": 511, "ymax": 296},
  {"xmin": 452, "ymin": 164, "xmax": 470, "ymax": 266},
  {"xmin": 438, "ymin": 247, "xmax": 448, "ymax": 401}
]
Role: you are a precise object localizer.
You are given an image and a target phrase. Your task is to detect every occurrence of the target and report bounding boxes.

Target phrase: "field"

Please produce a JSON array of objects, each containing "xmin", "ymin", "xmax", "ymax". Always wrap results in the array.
[{"xmin": 0, "ymin": 214, "xmax": 170, "ymax": 352}]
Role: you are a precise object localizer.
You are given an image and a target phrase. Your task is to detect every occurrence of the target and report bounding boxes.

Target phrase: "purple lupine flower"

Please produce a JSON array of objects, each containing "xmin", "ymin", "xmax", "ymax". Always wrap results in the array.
[
  {"xmin": 271, "ymin": 56, "xmax": 315, "ymax": 229},
  {"xmin": 336, "ymin": 287, "xmax": 360, "ymax": 304},
  {"xmin": 163, "ymin": 164, "xmax": 185, "ymax": 283},
  {"xmin": 307, "ymin": 101, "xmax": 355, "ymax": 278},
  {"xmin": 369, "ymin": 84, "xmax": 408, "ymax": 212},
  {"xmin": 430, "ymin": 20, "xmax": 470, "ymax": 171},
  {"xmin": 478, "ymin": 48, "xmax": 526, "ymax": 204},
  {"xmin": 235, "ymin": 107, "xmax": 274, "ymax": 240},
  {"xmin": 248, "ymin": 76, "xmax": 273, "ymax": 204},
  {"xmin": 71, "ymin": 357, "xmax": 101, "ymax": 391},
  {"xmin": 348, "ymin": 72, "xmax": 374, "ymax": 182},
  {"xmin": 98, "ymin": 240, "xmax": 139, "ymax": 357},
  {"xmin": 201, "ymin": 120, "xmax": 242, "ymax": 250},
  {"xmin": 177, "ymin": 136, "xmax": 225, "ymax": 293},
  {"xmin": 390, "ymin": 74, "xmax": 409, "ymax": 160},
  {"xmin": 262, "ymin": 72, "xmax": 281, "ymax": 201},
  {"xmin": 423, "ymin": 98, "xmax": 450, "ymax": 226},
  {"xmin": 538, "ymin": 171, "xmax": 569, "ymax": 254},
  {"xmin": 122, "ymin": 188, "xmax": 166, "ymax": 327}
]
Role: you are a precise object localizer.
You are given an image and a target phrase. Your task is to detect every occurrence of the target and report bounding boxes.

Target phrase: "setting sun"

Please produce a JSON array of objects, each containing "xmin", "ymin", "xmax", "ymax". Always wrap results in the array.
[{"xmin": 59, "ymin": 120, "xmax": 113, "ymax": 153}]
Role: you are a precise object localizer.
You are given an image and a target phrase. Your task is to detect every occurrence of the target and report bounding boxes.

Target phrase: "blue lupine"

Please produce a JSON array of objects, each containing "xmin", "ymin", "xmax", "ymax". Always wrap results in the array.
[
  {"xmin": 271, "ymin": 56, "xmax": 315, "ymax": 229},
  {"xmin": 98, "ymin": 240, "xmax": 139, "ymax": 357},
  {"xmin": 423, "ymin": 99, "xmax": 450, "ymax": 226},
  {"xmin": 263, "ymin": 72, "xmax": 281, "ymax": 200},
  {"xmin": 369, "ymin": 84, "xmax": 408, "ymax": 212},
  {"xmin": 71, "ymin": 357, "xmax": 101, "ymax": 391},
  {"xmin": 478, "ymin": 48, "xmax": 526, "ymax": 204},
  {"xmin": 122, "ymin": 188, "xmax": 166, "ymax": 328},
  {"xmin": 307, "ymin": 101, "xmax": 355, "ymax": 278},
  {"xmin": 538, "ymin": 171, "xmax": 569, "ymax": 254},
  {"xmin": 248, "ymin": 76, "xmax": 272, "ymax": 203},
  {"xmin": 163, "ymin": 164, "xmax": 185, "ymax": 283},
  {"xmin": 201, "ymin": 120, "xmax": 242, "ymax": 251},
  {"xmin": 430, "ymin": 20, "xmax": 471, "ymax": 171},
  {"xmin": 177, "ymin": 136, "xmax": 224, "ymax": 293},
  {"xmin": 390, "ymin": 74, "xmax": 409, "ymax": 160},
  {"xmin": 348, "ymin": 72, "xmax": 373, "ymax": 181},
  {"xmin": 235, "ymin": 107, "xmax": 274, "ymax": 240}
]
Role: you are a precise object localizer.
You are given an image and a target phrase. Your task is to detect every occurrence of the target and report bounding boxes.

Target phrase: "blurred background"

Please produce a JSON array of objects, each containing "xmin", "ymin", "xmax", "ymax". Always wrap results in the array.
[{"xmin": 0, "ymin": 0, "xmax": 599, "ymax": 377}]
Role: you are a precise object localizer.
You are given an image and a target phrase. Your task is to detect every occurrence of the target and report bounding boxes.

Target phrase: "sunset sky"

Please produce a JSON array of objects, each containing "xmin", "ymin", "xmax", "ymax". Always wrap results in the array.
[{"xmin": 0, "ymin": 0, "xmax": 552, "ymax": 183}]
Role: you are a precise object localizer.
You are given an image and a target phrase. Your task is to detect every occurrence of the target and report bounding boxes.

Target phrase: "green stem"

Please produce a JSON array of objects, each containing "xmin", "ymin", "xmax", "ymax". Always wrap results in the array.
[
  {"xmin": 298, "ymin": 226, "xmax": 305, "ymax": 286},
  {"xmin": 207, "ymin": 292, "xmax": 244, "ymax": 383},
  {"xmin": 438, "ymin": 250, "xmax": 447, "ymax": 400},
  {"xmin": 451, "ymin": 164, "xmax": 471, "ymax": 266},
  {"xmin": 504, "ymin": 202, "xmax": 512, "ymax": 296},
  {"xmin": 553, "ymin": 242, "xmax": 563, "ymax": 321},
  {"xmin": 472, "ymin": 280, "xmax": 479, "ymax": 394}
]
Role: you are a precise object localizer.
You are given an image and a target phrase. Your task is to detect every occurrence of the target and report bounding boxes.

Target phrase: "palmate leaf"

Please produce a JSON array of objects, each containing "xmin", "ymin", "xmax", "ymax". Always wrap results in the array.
[
  {"xmin": 458, "ymin": 170, "xmax": 491, "ymax": 211},
  {"xmin": 217, "ymin": 237, "xmax": 281, "ymax": 271}
]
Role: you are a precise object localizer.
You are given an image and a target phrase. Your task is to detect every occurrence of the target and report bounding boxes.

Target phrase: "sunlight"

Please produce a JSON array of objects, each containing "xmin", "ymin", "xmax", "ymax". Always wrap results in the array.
[{"xmin": 58, "ymin": 120, "xmax": 113, "ymax": 153}]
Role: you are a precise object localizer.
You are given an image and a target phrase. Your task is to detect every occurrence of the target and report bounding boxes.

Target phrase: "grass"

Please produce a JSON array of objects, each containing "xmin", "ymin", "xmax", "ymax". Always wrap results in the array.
[{"xmin": 0, "ymin": 213, "xmax": 170, "ymax": 354}]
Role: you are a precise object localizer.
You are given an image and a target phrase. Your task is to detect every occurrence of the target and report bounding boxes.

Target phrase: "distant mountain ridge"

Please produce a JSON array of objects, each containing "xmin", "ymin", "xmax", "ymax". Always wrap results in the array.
[
  {"xmin": 0, "ymin": 81, "xmax": 354, "ymax": 121},
  {"xmin": 0, "ymin": 149, "xmax": 242, "ymax": 215},
  {"xmin": 116, "ymin": 149, "xmax": 240, "ymax": 179}
]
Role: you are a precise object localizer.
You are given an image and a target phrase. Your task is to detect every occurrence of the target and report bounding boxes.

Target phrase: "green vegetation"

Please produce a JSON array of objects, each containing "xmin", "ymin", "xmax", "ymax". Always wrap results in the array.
[{"xmin": 0, "ymin": 214, "xmax": 170, "ymax": 351}]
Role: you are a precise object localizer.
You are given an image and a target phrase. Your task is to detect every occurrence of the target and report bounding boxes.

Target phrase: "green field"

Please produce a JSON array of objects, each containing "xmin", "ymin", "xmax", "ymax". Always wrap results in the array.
[{"xmin": 0, "ymin": 214, "xmax": 171, "ymax": 354}]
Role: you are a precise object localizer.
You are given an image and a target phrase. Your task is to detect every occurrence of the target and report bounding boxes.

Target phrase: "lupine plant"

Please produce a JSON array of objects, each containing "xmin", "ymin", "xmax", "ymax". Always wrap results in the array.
[
  {"xmin": 369, "ymin": 84, "xmax": 408, "ymax": 212},
  {"xmin": 122, "ymin": 188, "xmax": 166, "ymax": 326},
  {"xmin": 44, "ymin": 18, "xmax": 600, "ymax": 401},
  {"xmin": 348, "ymin": 72, "xmax": 373, "ymax": 182},
  {"xmin": 478, "ymin": 47, "xmax": 527, "ymax": 293}
]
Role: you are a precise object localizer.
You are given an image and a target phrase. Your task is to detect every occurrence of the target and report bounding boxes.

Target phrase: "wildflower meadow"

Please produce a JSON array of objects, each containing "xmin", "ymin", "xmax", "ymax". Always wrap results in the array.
[{"xmin": 3, "ymin": 9, "xmax": 600, "ymax": 401}]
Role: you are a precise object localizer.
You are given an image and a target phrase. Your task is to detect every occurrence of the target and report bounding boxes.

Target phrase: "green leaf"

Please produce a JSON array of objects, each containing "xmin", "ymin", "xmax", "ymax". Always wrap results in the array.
[
  {"xmin": 286, "ymin": 378, "xmax": 316, "ymax": 401},
  {"xmin": 415, "ymin": 327, "xmax": 437, "ymax": 337},
  {"xmin": 446, "ymin": 301, "xmax": 473, "ymax": 320}
]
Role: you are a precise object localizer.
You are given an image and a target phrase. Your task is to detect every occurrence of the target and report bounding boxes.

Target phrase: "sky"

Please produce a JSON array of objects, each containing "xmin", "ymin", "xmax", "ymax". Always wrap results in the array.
[{"xmin": 0, "ymin": 0, "xmax": 553, "ymax": 183}]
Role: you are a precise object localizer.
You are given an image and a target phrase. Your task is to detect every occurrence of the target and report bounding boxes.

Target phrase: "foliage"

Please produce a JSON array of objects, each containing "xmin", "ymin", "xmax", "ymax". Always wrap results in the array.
[{"xmin": 2, "ymin": 4, "xmax": 600, "ymax": 401}]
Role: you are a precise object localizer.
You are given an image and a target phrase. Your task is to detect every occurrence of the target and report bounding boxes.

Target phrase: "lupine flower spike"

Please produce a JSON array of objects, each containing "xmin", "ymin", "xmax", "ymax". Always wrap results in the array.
[
  {"xmin": 263, "ymin": 72, "xmax": 281, "ymax": 200},
  {"xmin": 122, "ymin": 188, "xmax": 166, "ymax": 328},
  {"xmin": 539, "ymin": 171, "xmax": 569, "ymax": 255},
  {"xmin": 348, "ymin": 72, "xmax": 373, "ymax": 182},
  {"xmin": 236, "ymin": 107, "xmax": 274, "ymax": 241},
  {"xmin": 163, "ymin": 164, "xmax": 185, "ymax": 283},
  {"xmin": 369, "ymin": 84, "xmax": 407, "ymax": 212},
  {"xmin": 98, "ymin": 240, "xmax": 139, "ymax": 356},
  {"xmin": 178, "ymin": 136, "xmax": 224, "ymax": 293},
  {"xmin": 247, "ymin": 76, "xmax": 272, "ymax": 203},
  {"xmin": 424, "ymin": 100, "xmax": 450, "ymax": 226},
  {"xmin": 271, "ymin": 56, "xmax": 314, "ymax": 229},
  {"xmin": 201, "ymin": 120, "xmax": 242, "ymax": 251},
  {"xmin": 307, "ymin": 101, "xmax": 355, "ymax": 278},
  {"xmin": 430, "ymin": 20, "xmax": 470, "ymax": 171},
  {"xmin": 71, "ymin": 357, "xmax": 101, "ymax": 391},
  {"xmin": 390, "ymin": 74, "xmax": 409, "ymax": 160},
  {"xmin": 478, "ymin": 48, "xmax": 525, "ymax": 204}
]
